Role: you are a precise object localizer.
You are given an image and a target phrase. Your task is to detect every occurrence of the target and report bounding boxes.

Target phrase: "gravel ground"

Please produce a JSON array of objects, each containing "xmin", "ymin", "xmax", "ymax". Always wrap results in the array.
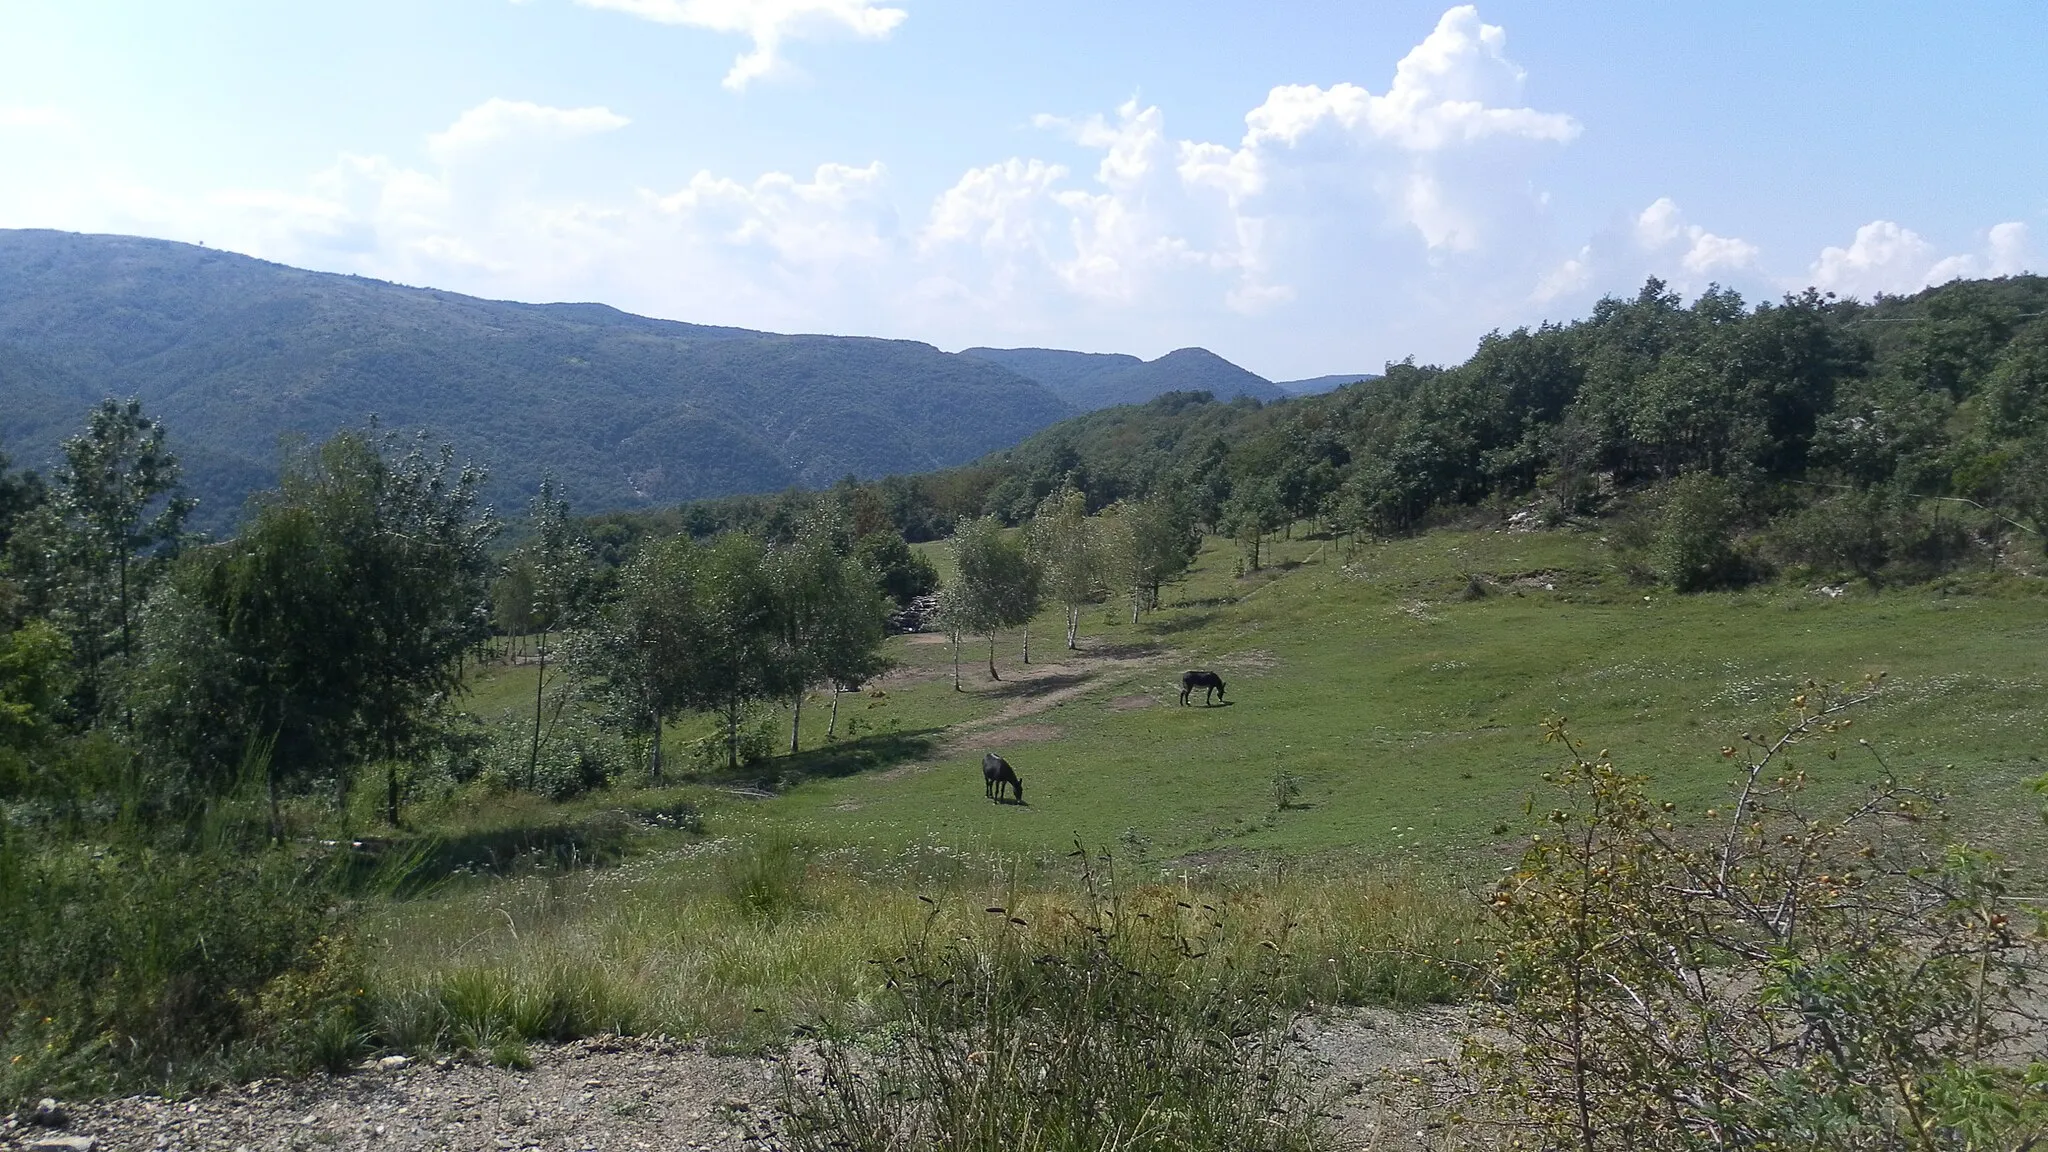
[{"xmin": 1, "ymin": 1009, "xmax": 1474, "ymax": 1152}]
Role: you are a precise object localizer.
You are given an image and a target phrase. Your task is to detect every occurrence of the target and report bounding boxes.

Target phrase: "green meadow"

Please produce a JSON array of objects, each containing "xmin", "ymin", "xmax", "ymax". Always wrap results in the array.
[{"xmin": 464, "ymin": 524, "xmax": 2048, "ymax": 870}]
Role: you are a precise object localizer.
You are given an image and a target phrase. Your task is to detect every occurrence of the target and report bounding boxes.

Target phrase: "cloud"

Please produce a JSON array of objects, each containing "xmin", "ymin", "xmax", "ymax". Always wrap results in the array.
[
  {"xmin": 1532, "ymin": 246, "xmax": 1592, "ymax": 303},
  {"xmin": 1237, "ymin": 7, "xmax": 1578, "ymax": 154},
  {"xmin": 1178, "ymin": 5, "xmax": 1577, "ymax": 253},
  {"xmin": 38, "ymin": 5, "xmax": 1583, "ymax": 367},
  {"xmin": 426, "ymin": 98, "xmax": 629, "ymax": 162},
  {"xmin": 1532, "ymin": 197, "xmax": 1758, "ymax": 304},
  {"xmin": 1632, "ymin": 197, "xmax": 1758, "ymax": 275},
  {"xmin": 646, "ymin": 160, "xmax": 895, "ymax": 264},
  {"xmin": 31, "ymin": 6, "xmax": 2039, "ymax": 380},
  {"xmin": 1810, "ymin": 219, "xmax": 2033, "ymax": 298},
  {"xmin": 574, "ymin": 0, "xmax": 906, "ymax": 89}
]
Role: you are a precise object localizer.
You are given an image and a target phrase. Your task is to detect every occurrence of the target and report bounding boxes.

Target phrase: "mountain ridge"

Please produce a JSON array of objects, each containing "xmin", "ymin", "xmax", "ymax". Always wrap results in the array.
[
  {"xmin": 960, "ymin": 344, "xmax": 1287, "ymax": 410},
  {"xmin": 0, "ymin": 230, "xmax": 1077, "ymax": 527},
  {"xmin": 0, "ymin": 230, "xmax": 1293, "ymax": 529}
]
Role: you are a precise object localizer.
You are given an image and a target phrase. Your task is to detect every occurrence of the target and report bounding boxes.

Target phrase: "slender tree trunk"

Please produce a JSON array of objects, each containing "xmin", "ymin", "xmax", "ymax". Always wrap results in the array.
[
  {"xmin": 987, "ymin": 633, "xmax": 1000, "ymax": 680},
  {"xmin": 528, "ymin": 630, "xmax": 547, "ymax": 791},
  {"xmin": 727, "ymin": 701, "xmax": 740, "ymax": 772},
  {"xmin": 952, "ymin": 631, "xmax": 962, "ymax": 691},
  {"xmin": 650, "ymin": 705, "xmax": 664, "ymax": 784},
  {"xmin": 828, "ymin": 687, "xmax": 841, "ymax": 738},
  {"xmin": 1130, "ymin": 588, "xmax": 1140, "ymax": 625},
  {"xmin": 118, "ymin": 551, "xmax": 130, "ymax": 661},
  {"xmin": 1022, "ymin": 622, "xmax": 1030, "ymax": 664},
  {"xmin": 1066, "ymin": 604, "xmax": 1079, "ymax": 650},
  {"xmin": 384, "ymin": 722, "xmax": 401, "ymax": 828},
  {"xmin": 789, "ymin": 692, "xmax": 804, "ymax": 755},
  {"xmin": 118, "ymin": 552, "xmax": 133, "ymax": 730}
]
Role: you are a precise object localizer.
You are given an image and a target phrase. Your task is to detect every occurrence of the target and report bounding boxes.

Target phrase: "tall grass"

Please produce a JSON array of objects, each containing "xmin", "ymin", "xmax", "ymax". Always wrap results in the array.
[
  {"xmin": 360, "ymin": 838, "xmax": 1480, "ymax": 1057},
  {"xmin": 0, "ymin": 797, "xmax": 363, "ymax": 1105},
  {"xmin": 780, "ymin": 853, "xmax": 1333, "ymax": 1151}
]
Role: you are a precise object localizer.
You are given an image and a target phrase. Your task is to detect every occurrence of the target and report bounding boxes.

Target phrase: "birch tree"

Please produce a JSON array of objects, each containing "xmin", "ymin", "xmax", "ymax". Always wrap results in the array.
[{"xmin": 1026, "ymin": 483, "xmax": 1097, "ymax": 651}]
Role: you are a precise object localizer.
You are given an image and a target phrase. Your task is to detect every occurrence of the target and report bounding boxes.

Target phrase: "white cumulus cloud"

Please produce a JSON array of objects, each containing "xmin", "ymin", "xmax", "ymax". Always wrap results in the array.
[
  {"xmin": 1529, "ymin": 197, "xmax": 1758, "ymax": 306},
  {"xmin": 574, "ymin": 0, "xmax": 906, "ymax": 89},
  {"xmin": 1810, "ymin": 219, "xmax": 2034, "ymax": 299},
  {"xmin": 1185, "ymin": 5, "xmax": 1577, "ymax": 253},
  {"xmin": 426, "ymin": 98, "xmax": 629, "ymax": 162},
  {"xmin": 1633, "ymin": 197, "xmax": 1758, "ymax": 275},
  {"xmin": 646, "ymin": 160, "xmax": 895, "ymax": 264}
]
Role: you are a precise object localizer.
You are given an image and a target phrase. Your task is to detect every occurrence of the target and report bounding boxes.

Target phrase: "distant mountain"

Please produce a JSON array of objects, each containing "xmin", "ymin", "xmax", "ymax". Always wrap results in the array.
[
  {"xmin": 1273, "ymin": 373, "xmax": 1380, "ymax": 396},
  {"xmin": 960, "ymin": 345, "xmax": 1287, "ymax": 410},
  {"xmin": 0, "ymin": 230, "xmax": 1075, "ymax": 528}
]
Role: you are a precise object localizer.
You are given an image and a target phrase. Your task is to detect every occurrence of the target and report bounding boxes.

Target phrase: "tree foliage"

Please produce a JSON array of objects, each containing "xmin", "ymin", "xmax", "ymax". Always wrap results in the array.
[{"xmin": 137, "ymin": 429, "xmax": 495, "ymax": 817}]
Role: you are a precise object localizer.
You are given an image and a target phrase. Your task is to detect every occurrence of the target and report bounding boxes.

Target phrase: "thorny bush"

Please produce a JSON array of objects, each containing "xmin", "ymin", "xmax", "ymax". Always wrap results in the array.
[{"xmin": 1470, "ymin": 675, "xmax": 2048, "ymax": 1151}]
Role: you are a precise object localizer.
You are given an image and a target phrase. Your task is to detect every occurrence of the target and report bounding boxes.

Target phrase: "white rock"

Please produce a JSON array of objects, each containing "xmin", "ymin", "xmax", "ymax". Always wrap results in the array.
[{"xmin": 378, "ymin": 1055, "xmax": 411, "ymax": 1071}]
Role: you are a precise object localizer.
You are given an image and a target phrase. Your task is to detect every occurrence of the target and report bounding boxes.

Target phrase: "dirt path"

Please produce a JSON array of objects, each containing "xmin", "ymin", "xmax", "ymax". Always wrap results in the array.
[
  {"xmin": 869, "ymin": 644, "xmax": 1175, "ymax": 781},
  {"xmin": 2, "ymin": 1009, "xmax": 1470, "ymax": 1152}
]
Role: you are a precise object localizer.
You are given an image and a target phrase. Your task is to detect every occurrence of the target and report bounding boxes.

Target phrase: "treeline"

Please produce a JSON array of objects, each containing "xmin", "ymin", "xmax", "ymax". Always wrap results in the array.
[
  {"xmin": 0, "ymin": 416, "xmax": 949, "ymax": 824},
  {"xmin": 0, "ymin": 403, "xmax": 931, "ymax": 1097},
  {"xmin": 640, "ymin": 274, "xmax": 2048, "ymax": 589}
]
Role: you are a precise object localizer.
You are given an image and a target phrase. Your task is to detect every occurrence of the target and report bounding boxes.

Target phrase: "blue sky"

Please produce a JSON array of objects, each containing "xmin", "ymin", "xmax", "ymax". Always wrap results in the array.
[{"xmin": 1, "ymin": 2, "xmax": 2042, "ymax": 379}]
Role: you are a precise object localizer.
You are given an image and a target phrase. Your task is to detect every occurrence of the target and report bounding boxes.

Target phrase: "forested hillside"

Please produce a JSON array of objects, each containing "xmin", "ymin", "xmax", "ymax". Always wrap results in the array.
[
  {"xmin": 0, "ymin": 230, "xmax": 1076, "ymax": 528},
  {"xmin": 654, "ymin": 275, "xmax": 2048, "ymax": 590},
  {"xmin": 960, "ymin": 345, "xmax": 1287, "ymax": 409}
]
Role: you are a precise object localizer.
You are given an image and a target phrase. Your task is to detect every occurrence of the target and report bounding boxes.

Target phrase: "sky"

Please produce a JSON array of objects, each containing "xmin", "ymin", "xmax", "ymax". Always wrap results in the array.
[{"xmin": 1, "ymin": 1, "xmax": 2043, "ymax": 380}]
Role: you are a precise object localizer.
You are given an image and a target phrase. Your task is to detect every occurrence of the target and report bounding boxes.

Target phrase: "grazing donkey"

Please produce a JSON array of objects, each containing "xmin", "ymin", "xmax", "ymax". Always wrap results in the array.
[
  {"xmin": 1179, "ymin": 669, "xmax": 1227, "ymax": 706},
  {"xmin": 983, "ymin": 752, "xmax": 1024, "ymax": 803}
]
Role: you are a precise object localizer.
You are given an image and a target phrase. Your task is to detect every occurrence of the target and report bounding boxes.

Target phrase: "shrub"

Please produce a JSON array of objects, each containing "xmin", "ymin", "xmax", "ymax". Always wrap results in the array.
[
  {"xmin": 1765, "ymin": 489, "xmax": 1984, "ymax": 585},
  {"xmin": 1471, "ymin": 679, "xmax": 2048, "ymax": 1151},
  {"xmin": 0, "ymin": 820, "xmax": 355, "ymax": 1103},
  {"xmin": 776, "ymin": 853, "xmax": 1325, "ymax": 1152},
  {"xmin": 1653, "ymin": 472, "xmax": 1752, "ymax": 591},
  {"xmin": 1766, "ymin": 488, "xmax": 1892, "ymax": 582}
]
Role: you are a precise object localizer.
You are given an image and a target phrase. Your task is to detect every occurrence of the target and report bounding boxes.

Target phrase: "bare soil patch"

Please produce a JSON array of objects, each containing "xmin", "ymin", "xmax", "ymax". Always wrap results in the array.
[
  {"xmin": 971, "ymin": 723, "xmax": 1062, "ymax": 747},
  {"xmin": 1, "ymin": 1037, "xmax": 774, "ymax": 1152},
  {"xmin": 1109, "ymin": 693, "xmax": 1155, "ymax": 711},
  {"xmin": 2, "ymin": 1011, "xmax": 1472, "ymax": 1152}
]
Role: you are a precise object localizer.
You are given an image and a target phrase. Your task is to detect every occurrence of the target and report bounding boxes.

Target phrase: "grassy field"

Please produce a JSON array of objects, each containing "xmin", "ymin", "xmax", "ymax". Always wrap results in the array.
[
  {"xmin": 460, "ymin": 526, "xmax": 2048, "ymax": 867},
  {"xmin": 358, "ymin": 521, "xmax": 2048, "ymax": 1061}
]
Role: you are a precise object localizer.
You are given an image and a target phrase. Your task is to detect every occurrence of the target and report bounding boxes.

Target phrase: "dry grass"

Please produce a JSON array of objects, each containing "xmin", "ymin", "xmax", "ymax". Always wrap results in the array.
[{"xmin": 361, "ymin": 840, "xmax": 1481, "ymax": 1055}]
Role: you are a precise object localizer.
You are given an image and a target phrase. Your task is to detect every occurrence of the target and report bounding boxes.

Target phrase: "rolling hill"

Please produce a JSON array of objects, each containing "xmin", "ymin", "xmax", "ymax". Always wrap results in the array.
[
  {"xmin": 1273, "ymin": 373, "xmax": 1380, "ymax": 395},
  {"xmin": 0, "ymin": 230, "xmax": 1078, "ymax": 528},
  {"xmin": 959, "ymin": 345, "xmax": 1288, "ymax": 410}
]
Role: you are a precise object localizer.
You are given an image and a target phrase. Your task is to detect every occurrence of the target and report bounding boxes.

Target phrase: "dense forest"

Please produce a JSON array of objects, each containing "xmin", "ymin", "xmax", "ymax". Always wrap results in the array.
[{"xmin": 651, "ymin": 274, "xmax": 2048, "ymax": 590}]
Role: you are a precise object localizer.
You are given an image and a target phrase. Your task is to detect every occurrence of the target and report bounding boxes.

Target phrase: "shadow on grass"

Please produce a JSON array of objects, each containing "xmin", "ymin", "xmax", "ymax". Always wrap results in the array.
[
  {"xmin": 977, "ymin": 672, "xmax": 1092, "ymax": 701},
  {"xmin": 1146, "ymin": 611, "xmax": 1218, "ymax": 637},
  {"xmin": 340, "ymin": 805, "xmax": 700, "ymax": 895},
  {"xmin": 713, "ymin": 726, "xmax": 946, "ymax": 789}
]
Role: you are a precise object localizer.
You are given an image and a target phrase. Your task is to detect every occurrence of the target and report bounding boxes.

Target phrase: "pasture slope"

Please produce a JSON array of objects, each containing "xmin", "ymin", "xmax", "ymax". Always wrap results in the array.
[{"xmin": 480, "ymin": 522, "xmax": 2048, "ymax": 871}]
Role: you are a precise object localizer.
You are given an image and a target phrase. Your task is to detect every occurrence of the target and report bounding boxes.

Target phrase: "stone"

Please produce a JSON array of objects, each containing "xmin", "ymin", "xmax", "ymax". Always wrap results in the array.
[
  {"xmin": 27, "ymin": 1136, "xmax": 96, "ymax": 1151},
  {"xmin": 378, "ymin": 1055, "xmax": 411, "ymax": 1071},
  {"xmin": 30, "ymin": 1098, "xmax": 68, "ymax": 1128}
]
